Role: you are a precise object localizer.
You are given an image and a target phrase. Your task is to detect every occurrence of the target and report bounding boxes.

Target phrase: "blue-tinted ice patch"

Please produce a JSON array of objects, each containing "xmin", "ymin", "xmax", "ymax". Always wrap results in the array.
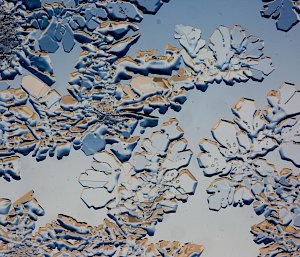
[{"xmin": 261, "ymin": 0, "xmax": 300, "ymax": 31}]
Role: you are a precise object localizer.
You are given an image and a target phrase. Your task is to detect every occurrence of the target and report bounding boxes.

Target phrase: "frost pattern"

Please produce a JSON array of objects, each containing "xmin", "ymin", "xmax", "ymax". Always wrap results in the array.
[
  {"xmin": 0, "ymin": 70, "xmax": 192, "ymax": 181},
  {"xmin": 79, "ymin": 118, "xmax": 197, "ymax": 236},
  {"xmin": 0, "ymin": 4, "xmax": 275, "ymax": 186},
  {"xmin": 197, "ymin": 83, "xmax": 300, "ymax": 256},
  {"xmin": 0, "ymin": 0, "xmax": 171, "ymax": 83},
  {"xmin": 0, "ymin": 23, "xmax": 275, "ymax": 182},
  {"xmin": 174, "ymin": 24, "xmax": 274, "ymax": 91},
  {"xmin": 261, "ymin": 0, "xmax": 300, "ymax": 31},
  {"xmin": 0, "ymin": 191, "xmax": 204, "ymax": 256}
]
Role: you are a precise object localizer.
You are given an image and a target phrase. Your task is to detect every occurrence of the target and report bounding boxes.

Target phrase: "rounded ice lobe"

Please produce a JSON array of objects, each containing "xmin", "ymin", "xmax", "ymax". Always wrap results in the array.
[{"xmin": 0, "ymin": 198, "xmax": 11, "ymax": 215}]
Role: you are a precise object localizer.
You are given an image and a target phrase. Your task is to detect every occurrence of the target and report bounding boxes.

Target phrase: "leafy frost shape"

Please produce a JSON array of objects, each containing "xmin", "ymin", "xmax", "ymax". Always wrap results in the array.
[
  {"xmin": 198, "ymin": 83, "xmax": 300, "ymax": 256},
  {"xmin": 175, "ymin": 24, "xmax": 274, "ymax": 91},
  {"xmin": 174, "ymin": 24, "xmax": 205, "ymax": 58}
]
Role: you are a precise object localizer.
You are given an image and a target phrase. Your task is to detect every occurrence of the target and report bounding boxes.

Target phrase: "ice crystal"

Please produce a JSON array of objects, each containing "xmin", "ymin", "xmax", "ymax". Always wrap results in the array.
[
  {"xmin": 79, "ymin": 118, "xmax": 197, "ymax": 236},
  {"xmin": 198, "ymin": 83, "xmax": 300, "ymax": 256},
  {"xmin": 175, "ymin": 24, "xmax": 274, "ymax": 91}
]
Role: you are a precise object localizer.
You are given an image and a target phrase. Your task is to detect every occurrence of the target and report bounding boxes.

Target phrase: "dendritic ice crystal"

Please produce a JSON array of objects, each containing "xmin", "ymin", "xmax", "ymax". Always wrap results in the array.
[
  {"xmin": 261, "ymin": 0, "xmax": 300, "ymax": 31},
  {"xmin": 198, "ymin": 83, "xmax": 300, "ymax": 256},
  {"xmin": 0, "ymin": 191, "xmax": 204, "ymax": 256},
  {"xmin": 79, "ymin": 118, "xmax": 197, "ymax": 236},
  {"xmin": 174, "ymin": 24, "xmax": 274, "ymax": 91}
]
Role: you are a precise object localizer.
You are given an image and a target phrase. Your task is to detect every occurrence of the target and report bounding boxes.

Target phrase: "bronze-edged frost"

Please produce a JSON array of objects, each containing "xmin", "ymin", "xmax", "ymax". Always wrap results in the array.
[{"xmin": 0, "ymin": 191, "xmax": 204, "ymax": 256}]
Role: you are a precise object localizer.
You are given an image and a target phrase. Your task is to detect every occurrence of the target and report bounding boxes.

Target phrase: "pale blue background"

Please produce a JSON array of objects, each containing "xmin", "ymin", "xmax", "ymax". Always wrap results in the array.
[{"xmin": 1, "ymin": 1, "xmax": 300, "ymax": 256}]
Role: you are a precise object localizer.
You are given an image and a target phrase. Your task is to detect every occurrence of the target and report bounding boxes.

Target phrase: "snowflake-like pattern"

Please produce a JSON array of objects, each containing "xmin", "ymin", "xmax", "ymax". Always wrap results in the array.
[
  {"xmin": 79, "ymin": 118, "xmax": 197, "ymax": 236},
  {"xmin": 174, "ymin": 24, "xmax": 274, "ymax": 91},
  {"xmin": 198, "ymin": 83, "xmax": 300, "ymax": 256}
]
